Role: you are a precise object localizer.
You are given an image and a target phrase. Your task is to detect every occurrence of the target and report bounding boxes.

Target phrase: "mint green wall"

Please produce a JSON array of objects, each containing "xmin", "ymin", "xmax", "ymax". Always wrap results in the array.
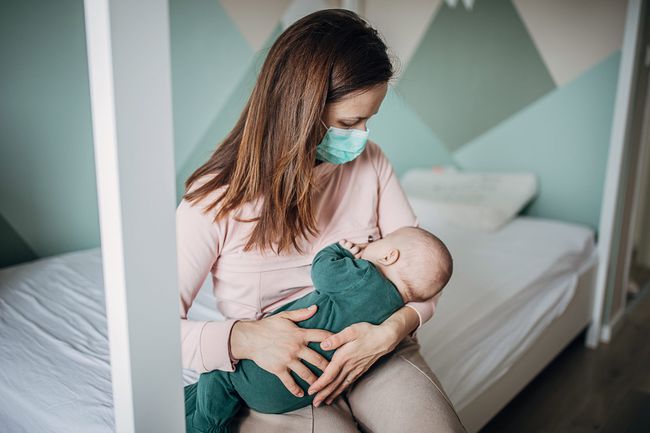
[
  {"xmin": 369, "ymin": 86, "xmax": 455, "ymax": 174},
  {"xmin": 454, "ymin": 52, "xmax": 620, "ymax": 231},
  {"xmin": 0, "ymin": 0, "xmax": 621, "ymax": 267},
  {"xmin": 174, "ymin": 23, "xmax": 284, "ymax": 201},
  {"xmin": 170, "ymin": 0, "xmax": 253, "ymax": 177},
  {"xmin": 0, "ymin": 0, "xmax": 274, "ymax": 267},
  {"xmin": 0, "ymin": 0, "xmax": 99, "ymax": 266},
  {"xmin": 0, "ymin": 213, "xmax": 36, "ymax": 266},
  {"xmin": 396, "ymin": 0, "xmax": 556, "ymax": 152}
]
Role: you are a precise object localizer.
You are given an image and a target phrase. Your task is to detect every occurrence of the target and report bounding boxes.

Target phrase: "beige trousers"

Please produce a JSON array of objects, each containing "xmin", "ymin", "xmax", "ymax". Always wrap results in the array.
[{"xmin": 231, "ymin": 334, "xmax": 468, "ymax": 433}]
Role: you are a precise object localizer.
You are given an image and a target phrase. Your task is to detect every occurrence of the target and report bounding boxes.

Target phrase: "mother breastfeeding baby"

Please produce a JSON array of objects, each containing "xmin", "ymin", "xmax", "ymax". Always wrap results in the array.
[
  {"xmin": 176, "ymin": 8, "xmax": 466, "ymax": 433},
  {"xmin": 184, "ymin": 227, "xmax": 453, "ymax": 432}
]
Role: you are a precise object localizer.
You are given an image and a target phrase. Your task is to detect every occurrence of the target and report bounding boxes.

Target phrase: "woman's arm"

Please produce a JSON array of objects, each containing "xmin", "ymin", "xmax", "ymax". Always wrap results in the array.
[
  {"xmin": 370, "ymin": 140, "xmax": 439, "ymax": 337},
  {"xmin": 176, "ymin": 196, "xmax": 241, "ymax": 373},
  {"xmin": 178, "ymin": 196, "xmax": 335, "ymax": 391},
  {"xmin": 382, "ymin": 303, "xmax": 420, "ymax": 341}
]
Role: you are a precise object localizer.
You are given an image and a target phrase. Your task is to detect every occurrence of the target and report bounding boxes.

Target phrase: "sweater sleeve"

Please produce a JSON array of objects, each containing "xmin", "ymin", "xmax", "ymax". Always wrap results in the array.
[
  {"xmin": 176, "ymin": 184, "xmax": 240, "ymax": 373},
  {"xmin": 367, "ymin": 141, "xmax": 439, "ymax": 336},
  {"xmin": 311, "ymin": 242, "xmax": 369, "ymax": 295}
]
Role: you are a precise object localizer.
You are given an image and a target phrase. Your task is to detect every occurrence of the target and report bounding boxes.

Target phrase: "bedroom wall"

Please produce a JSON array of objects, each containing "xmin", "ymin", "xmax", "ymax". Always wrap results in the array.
[
  {"xmin": 0, "ymin": 0, "xmax": 99, "ymax": 267},
  {"xmin": 0, "ymin": 0, "xmax": 628, "ymax": 267}
]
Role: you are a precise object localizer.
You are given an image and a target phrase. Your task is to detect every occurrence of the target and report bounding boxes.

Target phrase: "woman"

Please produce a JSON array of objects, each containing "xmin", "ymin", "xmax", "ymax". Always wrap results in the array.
[{"xmin": 177, "ymin": 8, "xmax": 466, "ymax": 433}]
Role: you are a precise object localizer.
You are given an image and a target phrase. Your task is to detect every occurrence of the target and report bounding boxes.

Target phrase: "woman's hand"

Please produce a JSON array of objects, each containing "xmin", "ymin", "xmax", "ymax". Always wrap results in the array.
[
  {"xmin": 307, "ymin": 306, "xmax": 420, "ymax": 406},
  {"xmin": 306, "ymin": 320, "xmax": 402, "ymax": 407},
  {"xmin": 230, "ymin": 305, "xmax": 334, "ymax": 398}
]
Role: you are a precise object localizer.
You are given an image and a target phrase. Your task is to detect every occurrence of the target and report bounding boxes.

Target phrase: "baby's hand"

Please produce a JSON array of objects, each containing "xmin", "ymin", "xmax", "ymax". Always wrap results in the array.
[{"xmin": 339, "ymin": 239, "xmax": 363, "ymax": 259}]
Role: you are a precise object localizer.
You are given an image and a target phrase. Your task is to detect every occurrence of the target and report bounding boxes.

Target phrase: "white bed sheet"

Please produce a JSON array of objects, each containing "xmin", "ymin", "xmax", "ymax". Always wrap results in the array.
[
  {"xmin": 0, "ymin": 247, "xmax": 204, "ymax": 433},
  {"xmin": 407, "ymin": 196, "xmax": 598, "ymax": 410},
  {"xmin": 0, "ymin": 201, "xmax": 597, "ymax": 432}
]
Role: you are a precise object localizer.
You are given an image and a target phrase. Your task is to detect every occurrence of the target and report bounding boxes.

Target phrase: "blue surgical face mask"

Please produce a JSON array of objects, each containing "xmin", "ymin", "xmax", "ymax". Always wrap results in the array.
[{"xmin": 316, "ymin": 119, "xmax": 369, "ymax": 164}]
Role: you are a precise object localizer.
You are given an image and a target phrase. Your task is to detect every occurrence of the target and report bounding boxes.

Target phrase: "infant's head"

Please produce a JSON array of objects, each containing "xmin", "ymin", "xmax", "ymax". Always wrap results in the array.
[{"xmin": 361, "ymin": 226, "xmax": 452, "ymax": 303}]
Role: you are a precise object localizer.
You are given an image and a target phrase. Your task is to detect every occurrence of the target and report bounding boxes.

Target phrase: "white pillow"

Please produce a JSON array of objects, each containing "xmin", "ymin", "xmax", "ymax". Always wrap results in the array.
[{"xmin": 400, "ymin": 167, "xmax": 538, "ymax": 231}]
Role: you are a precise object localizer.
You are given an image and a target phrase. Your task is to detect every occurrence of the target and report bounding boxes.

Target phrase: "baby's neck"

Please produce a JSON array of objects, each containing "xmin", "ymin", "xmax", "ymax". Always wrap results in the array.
[{"xmin": 371, "ymin": 260, "xmax": 410, "ymax": 303}]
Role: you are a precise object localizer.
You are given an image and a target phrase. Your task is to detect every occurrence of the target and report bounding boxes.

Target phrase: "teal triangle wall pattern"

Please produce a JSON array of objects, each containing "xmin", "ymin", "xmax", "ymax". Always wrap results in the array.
[
  {"xmin": 367, "ymin": 85, "xmax": 454, "ymax": 176},
  {"xmin": 175, "ymin": 23, "xmax": 285, "ymax": 202},
  {"xmin": 0, "ymin": 0, "xmax": 623, "ymax": 267},
  {"xmin": 0, "ymin": 213, "xmax": 37, "ymax": 268},
  {"xmin": 396, "ymin": 0, "xmax": 556, "ymax": 152},
  {"xmin": 170, "ymin": 0, "xmax": 253, "ymax": 175},
  {"xmin": 453, "ymin": 51, "xmax": 621, "ymax": 232},
  {"xmin": 0, "ymin": 0, "xmax": 100, "ymax": 263}
]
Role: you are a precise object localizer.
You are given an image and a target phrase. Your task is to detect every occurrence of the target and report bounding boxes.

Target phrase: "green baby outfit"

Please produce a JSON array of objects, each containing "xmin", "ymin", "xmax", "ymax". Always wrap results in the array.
[{"xmin": 184, "ymin": 242, "xmax": 405, "ymax": 433}]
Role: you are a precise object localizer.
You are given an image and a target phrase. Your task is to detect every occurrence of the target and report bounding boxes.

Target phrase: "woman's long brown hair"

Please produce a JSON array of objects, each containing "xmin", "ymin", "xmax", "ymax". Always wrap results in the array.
[{"xmin": 183, "ymin": 9, "xmax": 395, "ymax": 255}]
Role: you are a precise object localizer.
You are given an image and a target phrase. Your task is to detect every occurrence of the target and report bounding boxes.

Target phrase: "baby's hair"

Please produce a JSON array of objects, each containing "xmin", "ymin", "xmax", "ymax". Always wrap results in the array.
[{"xmin": 396, "ymin": 227, "xmax": 453, "ymax": 301}]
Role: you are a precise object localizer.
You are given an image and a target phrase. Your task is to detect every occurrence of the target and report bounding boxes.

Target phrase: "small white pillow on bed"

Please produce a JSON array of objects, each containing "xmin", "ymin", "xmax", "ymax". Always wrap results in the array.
[{"xmin": 400, "ymin": 167, "xmax": 538, "ymax": 231}]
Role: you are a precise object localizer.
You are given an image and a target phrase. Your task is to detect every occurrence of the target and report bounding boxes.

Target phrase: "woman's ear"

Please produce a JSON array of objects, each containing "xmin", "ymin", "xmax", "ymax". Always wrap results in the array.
[{"xmin": 378, "ymin": 248, "xmax": 400, "ymax": 266}]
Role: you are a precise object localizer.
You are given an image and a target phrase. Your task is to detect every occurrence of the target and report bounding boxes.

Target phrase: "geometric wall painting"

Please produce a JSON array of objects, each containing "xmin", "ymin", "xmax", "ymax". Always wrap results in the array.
[
  {"xmin": 454, "ymin": 52, "xmax": 621, "ymax": 231},
  {"xmin": 365, "ymin": 0, "xmax": 444, "ymax": 72},
  {"xmin": 0, "ymin": 213, "xmax": 37, "ymax": 268},
  {"xmin": 513, "ymin": 0, "xmax": 627, "ymax": 86},
  {"xmin": 397, "ymin": 0, "xmax": 556, "ymax": 152},
  {"xmin": 371, "ymin": 86, "xmax": 455, "ymax": 177},
  {"xmin": 176, "ymin": 23, "xmax": 285, "ymax": 202},
  {"xmin": 220, "ymin": 0, "xmax": 292, "ymax": 51},
  {"xmin": 170, "ymin": 0, "xmax": 253, "ymax": 171},
  {"xmin": 281, "ymin": 0, "xmax": 340, "ymax": 29}
]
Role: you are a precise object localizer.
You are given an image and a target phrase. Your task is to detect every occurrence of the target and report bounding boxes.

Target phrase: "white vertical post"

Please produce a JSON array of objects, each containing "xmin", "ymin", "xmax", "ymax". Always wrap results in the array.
[
  {"xmin": 83, "ymin": 0, "xmax": 185, "ymax": 432},
  {"xmin": 587, "ymin": 0, "xmax": 644, "ymax": 348}
]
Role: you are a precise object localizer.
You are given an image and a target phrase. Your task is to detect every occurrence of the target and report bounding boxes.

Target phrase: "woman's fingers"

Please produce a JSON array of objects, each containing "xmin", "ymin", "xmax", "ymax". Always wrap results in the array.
[
  {"xmin": 325, "ymin": 368, "xmax": 362, "ymax": 404},
  {"xmin": 308, "ymin": 356, "xmax": 343, "ymax": 396},
  {"xmin": 312, "ymin": 367, "xmax": 348, "ymax": 406},
  {"xmin": 277, "ymin": 370, "xmax": 305, "ymax": 398},
  {"xmin": 299, "ymin": 346, "xmax": 330, "ymax": 373},
  {"xmin": 280, "ymin": 305, "xmax": 318, "ymax": 322},
  {"xmin": 302, "ymin": 328, "xmax": 334, "ymax": 344},
  {"xmin": 289, "ymin": 360, "xmax": 319, "ymax": 386},
  {"xmin": 320, "ymin": 325, "xmax": 356, "ymax": 350}
]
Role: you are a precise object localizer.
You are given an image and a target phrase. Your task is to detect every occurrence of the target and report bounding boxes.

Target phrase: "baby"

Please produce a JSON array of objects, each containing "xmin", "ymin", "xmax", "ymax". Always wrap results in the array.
[{"xmin": 184, "ymin": 226, "xmax": 453, "ymax": 433}]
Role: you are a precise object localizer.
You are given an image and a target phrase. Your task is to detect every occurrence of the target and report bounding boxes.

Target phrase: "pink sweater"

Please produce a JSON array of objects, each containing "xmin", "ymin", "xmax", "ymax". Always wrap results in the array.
[{"xmin": 176, "ymin": 140, "xmax": 440, "ymax": 374}]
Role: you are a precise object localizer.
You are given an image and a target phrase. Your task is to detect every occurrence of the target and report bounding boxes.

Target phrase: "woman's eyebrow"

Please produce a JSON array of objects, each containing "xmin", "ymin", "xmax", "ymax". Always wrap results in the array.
[{"xmin": 340, "ymin": 110, "xmax": 379, "ymax": 121}]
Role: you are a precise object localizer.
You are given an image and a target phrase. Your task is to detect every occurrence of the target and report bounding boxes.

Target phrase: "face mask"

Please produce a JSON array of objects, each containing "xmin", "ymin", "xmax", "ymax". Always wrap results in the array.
[{"xmin": 316, "ymin": 119, "xmax": 369, "ymax": 164}]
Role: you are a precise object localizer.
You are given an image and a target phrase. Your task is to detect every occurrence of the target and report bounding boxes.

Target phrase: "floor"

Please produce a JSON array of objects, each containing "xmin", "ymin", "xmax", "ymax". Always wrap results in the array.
[{"xmin": 479, "ymin": 283, "xmax": 650, "ymax": 433}]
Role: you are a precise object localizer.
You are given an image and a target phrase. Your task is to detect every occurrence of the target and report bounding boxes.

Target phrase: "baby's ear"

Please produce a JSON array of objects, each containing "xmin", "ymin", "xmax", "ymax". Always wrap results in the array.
[{"xmin": 379, "ymin": 248, "xmax": 400, "ymax": 265}]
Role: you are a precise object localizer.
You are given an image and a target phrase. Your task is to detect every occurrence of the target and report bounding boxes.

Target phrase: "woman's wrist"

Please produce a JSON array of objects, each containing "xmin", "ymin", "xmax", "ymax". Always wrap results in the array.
[
  {"xmin": 229, "ymin": 319, "xmax": 257, "ymax": 360},
  {"xmin": 382, "ymin": 306, "xmax": 419, "ymax": 347}
]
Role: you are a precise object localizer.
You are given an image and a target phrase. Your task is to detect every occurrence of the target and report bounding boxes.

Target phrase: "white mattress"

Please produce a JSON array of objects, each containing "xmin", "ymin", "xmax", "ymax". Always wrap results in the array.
[
  {"xmin": 0, "ymin": 247, "xmax": 203, "ymax": 433},
  {"xmin": 408, "ymin": 196, "xmax": 598, "ymax": 410},
  {"xmin": 0, "ymin": 203, "xmax": 597, "ymax": 432}
]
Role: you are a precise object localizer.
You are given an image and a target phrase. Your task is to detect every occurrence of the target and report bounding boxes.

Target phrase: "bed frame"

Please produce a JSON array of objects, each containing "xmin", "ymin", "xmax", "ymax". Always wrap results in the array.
[{"xmin": 456, "ymin": 260, "xmax": 598, "ymax": 432}]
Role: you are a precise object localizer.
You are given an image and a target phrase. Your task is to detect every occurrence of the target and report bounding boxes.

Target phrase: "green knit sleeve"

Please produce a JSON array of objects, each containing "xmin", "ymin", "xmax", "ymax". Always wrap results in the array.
[{"xmin": 311, "ymin": 242, "xmax": 371, "ymax": 295}]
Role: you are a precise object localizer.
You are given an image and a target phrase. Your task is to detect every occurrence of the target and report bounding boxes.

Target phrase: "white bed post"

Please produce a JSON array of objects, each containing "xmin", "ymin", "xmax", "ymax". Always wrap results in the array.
[
  {"xmin": 587, "ymin": 0, "xmax": 644, "ymax": 348},
  {"xmin": 83, "ymin": 1, "xmax": 186, "ymax": 432}
]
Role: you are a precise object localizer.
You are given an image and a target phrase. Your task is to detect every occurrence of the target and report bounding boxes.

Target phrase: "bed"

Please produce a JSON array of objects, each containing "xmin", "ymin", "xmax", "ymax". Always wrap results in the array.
[
  {"xmin": 0, "ymin": 195, "xmax": 597, "ymax": 433},
  {"xmin": 408, "ymin": 196, "xmax": 598, "ymax": 432}
]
